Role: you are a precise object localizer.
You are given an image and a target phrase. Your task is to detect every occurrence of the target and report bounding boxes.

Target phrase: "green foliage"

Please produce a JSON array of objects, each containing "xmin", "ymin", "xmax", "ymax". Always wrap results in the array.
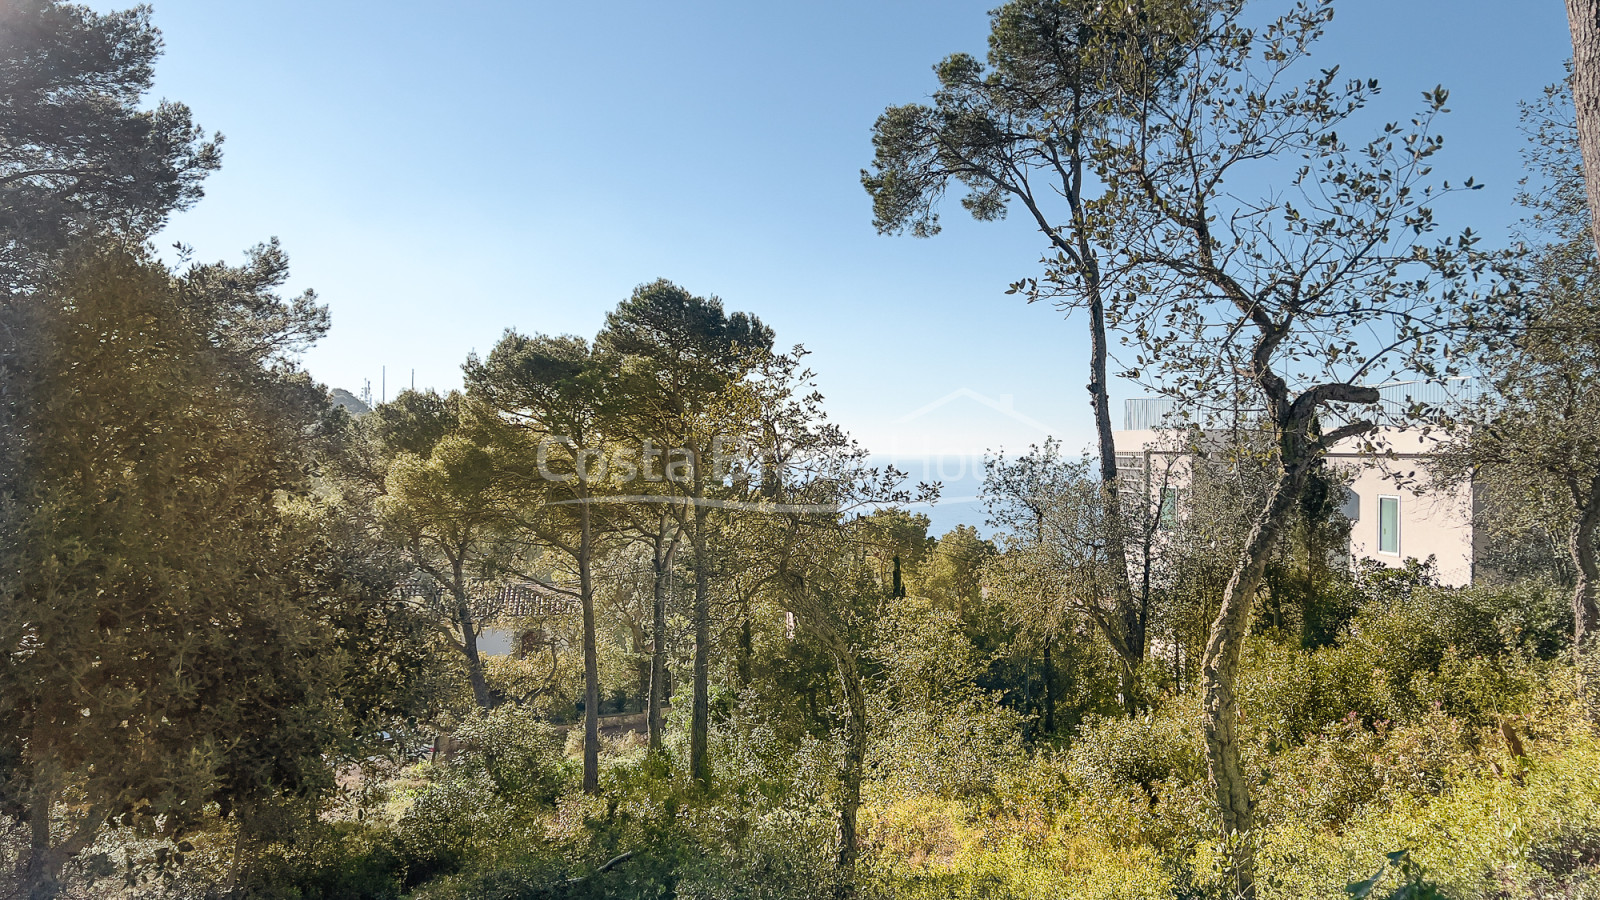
[
  {"xmin": 397, "ymin": 707, "xmax": 573, "ymax": 882},
  {"xmin": 1238, "ymin": 569, "xmax": 1568, "ymax": 756},
  {"xmin": 1068, "ymin": 713, "xmax": 1205, "ymax": 806},
  {"xmin": 1351, "ymin": 562, "xmax": 1571, "ymax": 663},
  {"xmin": 8, "ymin": 7, "xmax": 1600, "ymax": 899},
  {"xmin": 241, "ymin": 821, "xmax": 407, "ymax": 900},
  {"xmin": 0, "ymin": 245, "xmax": 376, "ymax": 896},
  {"xmin": 450, "ymin": 709, "xmax": 569, "ymax": 807},
  {"xmin": 370, "ymin": 390, "xmax": 462, "ymax": 462},
  {"xmin": 0, "ymin": 0, "xmax": 221, "ymax": 292},
  {"xmin": 1345, "ymin": 850, "xmax": 1446, "ymax": 900}
]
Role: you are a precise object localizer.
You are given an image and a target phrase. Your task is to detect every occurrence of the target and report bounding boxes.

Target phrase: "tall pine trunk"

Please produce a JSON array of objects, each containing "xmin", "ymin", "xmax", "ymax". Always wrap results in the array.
[
  {"xmin": 647, "ymin": 517, "xmax": 675, "ymax": 752},
  {"xmin": 1565, "ymin": 0, "xmax": 1600, "ymax": 690},
  {"xmin": 689, "ymin": 506, "xmax": 712, "ymax": 786},
  {"xmin": 580, "ymin": 501, "xmax": 600, "ymax": 794},
  {"xmin": 1071, "ymin": 89, "xmax": 1141, "ymax": 694},
  {"xmin": 1567, "ymin": 0, "xmax": 1600, "ymax": 257},
  {"xmin": 1010, "ymin": 90, "xmax": 1144, "ymax": 703}
]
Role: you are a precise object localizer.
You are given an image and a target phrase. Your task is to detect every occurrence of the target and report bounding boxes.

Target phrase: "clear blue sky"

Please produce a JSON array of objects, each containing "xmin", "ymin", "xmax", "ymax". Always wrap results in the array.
[{"xmin": 92, "ymin": 0, "xmax": 1573, "ymax": 526}]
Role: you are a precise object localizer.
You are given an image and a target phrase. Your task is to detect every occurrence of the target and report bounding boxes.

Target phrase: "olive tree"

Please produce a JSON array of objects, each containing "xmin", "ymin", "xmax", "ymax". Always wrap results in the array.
[
  {"xmin": 0, "ymin": 246, "xmax": 358, "ymax": 899},
  {"xmin": 1440, "ymin": 77, "xmax": 1600, "ymax": 657},
  {"xmin": 982, "ymin": 440, "xmax": 1152, "ymax": 716},
  {"xmin": 1067, "ymin": 1, "xmax": 1496, "ymax": 892}
]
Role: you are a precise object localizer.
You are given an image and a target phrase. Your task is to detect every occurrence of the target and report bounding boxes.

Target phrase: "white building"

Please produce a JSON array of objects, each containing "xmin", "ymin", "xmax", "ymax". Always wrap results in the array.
[{"xmin": 1114, "ymin": 400, "xmax": 1479, "ymax": 587}]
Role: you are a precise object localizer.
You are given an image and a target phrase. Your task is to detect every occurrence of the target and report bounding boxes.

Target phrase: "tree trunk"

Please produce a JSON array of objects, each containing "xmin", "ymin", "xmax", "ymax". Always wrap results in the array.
[
  {"xmin": 580, "ymin": 501, "xmax": 600, "ymax": 794},
  {"xmin": 737, "ymin": 613, "xmax": 754, "ymax": 689},
  {"xmin": 1010, "ymin": 95, "xmax": 1145, "ymax": 704},
  {"xmin": 1567, "ymin": 0, "xmax": 1600, "ymax": 257},
  {"xmin": 1074, "ymin": 121, "xmax": 1142, "ymax": 687},
  {"xmin": 1013, "ymin": 110, "xmax": 1140, "ymax": 679},
  {"xmin": 452, "ymin": 558, "xmax": 495, "ymax": 711},
  {"xmin": 24, "ymin": 775, "xmax": 58, "ymax": 900},
  {"xmin": 1041, "ymin": 633, "xmax": 1056, "ymax": 735},
  {"xmin": 1200, "ymin": 454, "xmax": 1315, "ymax": 900},
  {"xmin": 1079, "ymin": 263, "xmax": 1146, "ymax": 713},
  {"xmin": 22, "ymin": 769, "xmax": 105, "ymax": 900},
  {"xmin": 832, "ymin": 642, "xmax": 867, "ymax": 897},
  {"xmin": 1571, "ymin": 478, "xmax": 1600, "ymax": 654},
  {"xmin": 647, "ymin": 519, "xmax": 675, "ymax": 752},
  {"xmin": 689, "ymin": 508, "xmax": 712, "ymax": 786}
]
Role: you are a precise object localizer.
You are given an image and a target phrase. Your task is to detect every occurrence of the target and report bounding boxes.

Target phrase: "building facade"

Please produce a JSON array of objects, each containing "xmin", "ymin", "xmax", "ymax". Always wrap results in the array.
[{"xmin": 1114, "ymin": 403, "xmax": 1478, "ymax": 587}]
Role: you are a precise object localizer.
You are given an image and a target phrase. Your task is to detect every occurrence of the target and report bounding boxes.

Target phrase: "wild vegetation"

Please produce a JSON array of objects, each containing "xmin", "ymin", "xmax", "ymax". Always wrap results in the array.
[{"xmin": 4, "ymin": 1, "xmax": 1600, "ymax": 898}]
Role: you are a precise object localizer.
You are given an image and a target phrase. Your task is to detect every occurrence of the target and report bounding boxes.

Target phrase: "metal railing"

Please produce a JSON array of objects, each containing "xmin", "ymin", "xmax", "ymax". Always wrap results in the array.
[{"xmin": 1122, "ymin": 378, "xmax": 1485, "ymax": 432}]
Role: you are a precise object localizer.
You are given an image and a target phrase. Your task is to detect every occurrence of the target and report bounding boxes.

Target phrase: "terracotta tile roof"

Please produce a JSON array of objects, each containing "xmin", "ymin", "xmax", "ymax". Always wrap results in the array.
[{"xmin": 393, "ymin": 575, "xmax": 580, "ymax": 621}]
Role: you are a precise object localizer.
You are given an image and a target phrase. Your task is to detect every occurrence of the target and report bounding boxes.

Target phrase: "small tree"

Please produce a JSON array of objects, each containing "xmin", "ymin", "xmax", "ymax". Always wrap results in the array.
[
  {"xmin": 754, "ymin": 399, "xmax": 928, "ymax": 893},
  {"xmin": 983, "ymin": 440, "xmax": 1152, "ymax": 713},
  {"xmin": 1441, "ymin": 76, "xmax": 1600, "ymax": 657},
  {"xmin": 379, "ymin": 399, "xmax": 521, "ymax": 712}
]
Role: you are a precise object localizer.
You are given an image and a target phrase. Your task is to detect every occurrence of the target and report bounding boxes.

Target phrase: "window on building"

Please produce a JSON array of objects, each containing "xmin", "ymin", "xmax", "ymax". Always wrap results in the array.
[
  {"xmin": 1159, "ymin": 487, "xmax": 1178, "ymax": 531},
  {"xmin": 1378, "ymin": 495, "xmax": 1400, "ymax": 555},
  {"xmin": 1341, "ymin": 487, "xmax": 1360, "ymax": 522}
]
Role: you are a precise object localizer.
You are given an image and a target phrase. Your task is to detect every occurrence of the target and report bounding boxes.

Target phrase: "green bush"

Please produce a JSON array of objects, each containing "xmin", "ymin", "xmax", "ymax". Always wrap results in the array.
[
  {"xmin": 675, "ymin": 805, "xmax": 844, "ymax": 900},
  {"xmin": 1067, "ymin": 711, "xmax": 1205, "ymax": 804},
  {"xmin": 870, "ymin": 695, "xmax": 1026, "ymax": 802},
  {"xmin": 1241, "ymin": 640, "xmax": 1401, "ymax": 749},
  {"xmin": 241, "ymin": 820, "xmax": 406, "ymax": 900},
  {"xmin": 396, "ymin": 707, "xmax": 574, "ymax": 887},
  {"xmin": 1349, "ymin": 578, "xmax": 1570, "ymax": 670},
  {"xmin": 1242, "ymin": 576, "xmax": 1565, "ymax": 748}
]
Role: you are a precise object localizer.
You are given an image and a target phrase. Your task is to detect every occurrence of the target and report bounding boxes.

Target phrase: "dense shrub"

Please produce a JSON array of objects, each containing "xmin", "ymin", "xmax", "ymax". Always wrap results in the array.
[
  {"xmin": 674, "ymin": 805, "xmax": 844, "ymax": 900},
  {"xmin": 1258, "ymin": 729, "xmax": 1600, "ymax": 899},
  {"xmin": 1241, "ymin": 577, "xmax": 1565, "ymax": 748},
  {"xmin": 869, "ymin": 695, "xmax": 1026, "ymax": 801},
  {"xmin": 1349, "ymin": 578, "xmax": 1570, "ymax": 670},
  {"xmin": 241, "ymin": 821, "xmax": 407, "ymax": 900},
  {"xmin": 396, "ymin": 707, "xmax": 573, "ymax": 887},
  {"xmin": 1067, "ymin": 711, "xmax": 1206, "ymax": 805}
]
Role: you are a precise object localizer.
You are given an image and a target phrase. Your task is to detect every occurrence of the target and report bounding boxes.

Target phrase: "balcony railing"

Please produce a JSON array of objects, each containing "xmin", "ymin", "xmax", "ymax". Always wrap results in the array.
[{"xmin": 1122, "ymin": 378, "xmax": 1483, "ymax": 432}]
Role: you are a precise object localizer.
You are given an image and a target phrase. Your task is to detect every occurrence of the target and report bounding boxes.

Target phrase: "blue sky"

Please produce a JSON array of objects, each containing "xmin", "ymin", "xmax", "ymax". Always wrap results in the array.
[{"xmin": 95, "ymin": 0, "xmax": 1573, "ymax": 530}]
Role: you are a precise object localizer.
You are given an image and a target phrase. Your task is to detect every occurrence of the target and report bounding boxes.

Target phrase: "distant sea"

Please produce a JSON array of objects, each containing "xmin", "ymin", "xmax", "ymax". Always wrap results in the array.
[{"xmin": 877, "ymin": 454, "xmax": 991, "ymax": 538}]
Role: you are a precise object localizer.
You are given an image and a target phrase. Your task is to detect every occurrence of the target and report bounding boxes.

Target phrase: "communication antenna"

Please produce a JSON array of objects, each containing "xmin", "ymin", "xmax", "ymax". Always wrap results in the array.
[{"xmin": 382, "ymin": 366, "xmax": 386, "ymax": 404}]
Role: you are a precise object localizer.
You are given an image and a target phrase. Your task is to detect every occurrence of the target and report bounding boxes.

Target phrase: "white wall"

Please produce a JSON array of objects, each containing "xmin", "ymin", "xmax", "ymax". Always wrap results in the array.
[
  {"xmin": 1330, "ymin": 428, "xmax": 1475, "ymax": 587},
  {"xmin": 477, "ymin": 626, "xmax": 516, "ymax": 657},
  {"xmin": 1112, "ymin": 426, "xmax": 1476, "ymax": 587}
]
